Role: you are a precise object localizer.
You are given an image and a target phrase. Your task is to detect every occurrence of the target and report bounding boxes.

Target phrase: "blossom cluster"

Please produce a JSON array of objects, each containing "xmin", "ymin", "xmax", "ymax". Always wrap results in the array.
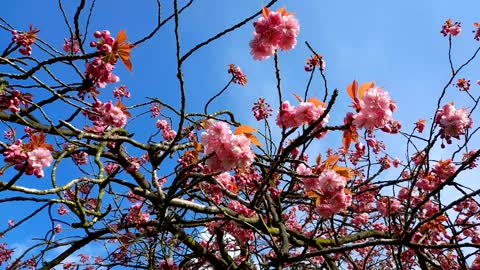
[
  {"xmin": 0, "ymin": 88, "xmax": 33, "ymax": 113},
  {"xmin": 85, "ymin": 100, "xmax": 128, "ymax": 131},
  {"xmin": 298, "ymin": 165, "xmax": 352, "ymax": 218},
  {"xmin": 228, "ymin": 64, "xmax": 247, "ymax": 85},
  {"xmin": 3, "ymin": 138, "xmax": 53, "ymax": 178},
  {"xmin": 156, "ymin": 119, "xmax": 177, "ymax": 141},
  {"xmin": 435, "ymin": 102, "xmax": 473, "ymax": 144},
  {"xmin": 352, "ymin": 87, "xmax": 397, "ymax": 131},
  {"xmin": 250, "ymin": 7, "xmax": 300, "ymax": 60},
  {"xmin": 63, "ymin": 35, "xmax": 81, "ymax": 54},
  {"xmin": 276, "ymin": 99, "xmax": 329, "ymax": 129},
  {"xmin": 441, "ymin": 19, "xmax": 462, "ymax": 37},
  {"xmin": 201, "ymin": 121, "xmax": 255, "ymax": 172},
  {"xmin": 252, "ymin": 97, "xmax": 273, "ymax": 121},
  {"xmin": 11, "ymin": 25, "xmax": 39, "ymax": 56},
  {"xmin": 84, "ymin": 30, "xmax": 120, "ymax": 88}
]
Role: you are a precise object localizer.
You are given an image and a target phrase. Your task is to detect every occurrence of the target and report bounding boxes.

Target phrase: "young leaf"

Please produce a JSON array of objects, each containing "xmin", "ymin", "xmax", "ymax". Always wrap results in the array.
[
  {"xmin": 307, "ymin": 97, "xmax": 325, "ymax": 107},
  {"xmin": 234, "ymin": 125, "xmax": 257, "ymax": 135},
  {"xmin": 347, "ymin": 80, "xmax": 358, "ymax": 100},
  {"xmin": 358, "ymin": 81, "xmax": 374, "ymax": 99},
  {"xmin": 292, "ymin": 92, "xmax": 304, "ymax": 102}
]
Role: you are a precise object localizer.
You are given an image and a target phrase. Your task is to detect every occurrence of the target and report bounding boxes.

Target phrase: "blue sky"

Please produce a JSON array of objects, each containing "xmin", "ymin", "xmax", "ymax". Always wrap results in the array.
[{"xmin": 2, "ymin": 0, "xmax": 480, "ymax": 267}]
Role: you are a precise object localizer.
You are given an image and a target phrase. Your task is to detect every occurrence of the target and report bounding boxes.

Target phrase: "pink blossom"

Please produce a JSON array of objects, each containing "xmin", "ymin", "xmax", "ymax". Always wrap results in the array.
[
  {"xmin": 0, "ymin": 243, "xmax": 14, "ymax": 266},
  {"xmin": 276, "ymin": 100, "xmax": 329, "ymax": 129},
  {"xmin": 415, "ymin": 118, "xmax": 426, "ymax": 133},
  {"xmin": 353, "ymin": 87, "xmax": 396, "ymax": 130},
  {"xmin": 54, "ymin": 224, "xmax": 63, "ymax": 233},
  {"xmin": 351, "ymin": 213, "xmax": 369, "ymax": 227},
  {"xmin": 376, "ymin": 197, "xmax": 401, "ymax": 216},
  {"xmin": 113, "ymin": 85, "xmax": 131, "ymax": 99},
  {"xmin": 228, "ymin": 201, "xmax": 255, "ymax": 217},
  {"xmin": 435, "ymin": 102, "xmax": 473, "ymax": 143},
  {"xmin": 27, "ymin": 147, "xmax": 53, "ymax": 178},
  {"xmin": 72, "ymin": 151, "xmax": 88, "ymax": 165},
  {"xmin": 156, "ymin": 119, "xmax": 177, "ymax": 141},
  {"xmin": 63, "ymin": 35, "xmax": 80, "ymax": 54},
  {"xmin": 126, "ymin": 203, "xmax": 150, "ymax": 225},
  {"xmin": 252, "ymin": 98, "xmax": 273, "ymax": 121},
  {"xmin": 85, "ymin": 57, "xmax": 119, "ymax": 88},
  {"xmin": 11, "ymin": 25, "xmax": 39, "ymax": 56},
  {"xmin": 58, "ymin": 204, "xmax": 69, "ymax": 215},
  {"xmin": 318, "ymin": 170, "xmax": 348, "ymax": 197},
  {"xmin": 88, "ymin": 100, "xmax": 128, "ymax": 129},
  {"xmin": 201, "ymin": 122, "xmax": 255, "ymax": 172},
  {"xmin": 250, "ymin": 8, "xmax": 300, "ymax": 60},
  {"xmin": 440, "ymin": 19, "xmax": 461, "ymax": 37},
  {"xmin": 228, "ymin": 64, "xmax": 247, "ymax": 85}
]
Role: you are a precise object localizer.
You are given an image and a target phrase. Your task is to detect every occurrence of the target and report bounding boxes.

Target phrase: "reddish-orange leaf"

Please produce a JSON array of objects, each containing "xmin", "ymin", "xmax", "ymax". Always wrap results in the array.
[
  {"xmin": 475, "ymin": 22, "xmax": 480, "ymax": 27},
  {"xmin": 114, "ymin": 30, "xmax": 134, "ymax": 71},
  {"xmin": 342, "ymin": 130, "xmax": 352, "ymax": 151},
  {"xmin": 234, "ymin": 125, "xmax": 257, "ymax": 135},
  {"xmin": 246, "ymin": 133, "xmax": 263, "ymax": 147},
  {"xmin": 115, "ymin": 100, "xmax": 132, "ymax": 117},
  {"xmin": 194, "ymin": 141, "xmax": 203, "ymax": 153},
  {"xmin": 292, "ymin": 92, "xmax": 303, "ymax": 102},
  {"xmin": 344, "ymin": 188, "xmax": 353, "ymax": 195},
  {"xmin": 228, "ymin": 180, "xmax": 239, "ymax": 194},
  {"xmin": 277, "ymin": 7, "xmax": 294, "ymax": 16},
  {"xmin": 358, "ymin": 81, "xmax": 374, "ymax": 99},
  {"xmin": 116, "ymin": 30, "xmax": 128, "ymax": 44},
  {"xmin": 262, "ymin": 7, "xmax": 271, "ymax": 18},
  {"xmin": 333, "ymin": 165, "xmax": 354, "ymax": 179},
  {"xmin": 346, "ymin": 80, "xmax": 358, "ymax": 100},
  {"xmin": 27, "ymin": 132, "xmax": 54, "ymax": 151},
  {"xmin": 306, "ymin": 190, "xmax": 323, "ymax": 205},
  {"xmin": 307, "ymin": 97, "xmax": 325, "ymax": 107},
  {"xmin": 316, "ymin": 153, "xmax": 323, "ymax": 166},
  {"xmin": 324, "ymin": 154, "xmax": 340, "ymax": 168}
]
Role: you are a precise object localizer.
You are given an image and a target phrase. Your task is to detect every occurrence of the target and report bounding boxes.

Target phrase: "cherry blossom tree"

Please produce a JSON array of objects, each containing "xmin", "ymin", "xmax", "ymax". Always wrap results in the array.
[{"xmin": 1, "ymin": 1, "xmax": 480, "ymax": 269}]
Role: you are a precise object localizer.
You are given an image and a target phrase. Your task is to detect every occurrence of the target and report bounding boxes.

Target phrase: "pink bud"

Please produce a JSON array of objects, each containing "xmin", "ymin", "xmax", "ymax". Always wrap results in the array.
[
  {"xmin": 101, "ymin": 44, "xmax": 112, "ymax": 53},
  {"xmin": 105, "ymin": 36, "xmax": 115, "ymax": 46},
  {"xmin": 89, "ymin": 41, "xmax": 97, "ymax": 47},
  {"xmin": 101, "ymin": 30, "xmax": 111, "ymax": 38},
  {"xmin": 93, "ymin": 31, "xmax": 102, "ymax": 38}
]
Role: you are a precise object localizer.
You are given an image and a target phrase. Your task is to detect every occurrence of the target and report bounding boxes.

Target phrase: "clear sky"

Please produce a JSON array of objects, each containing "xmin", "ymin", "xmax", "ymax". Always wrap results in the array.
[{"xmin": 2, "ymin": 0, "xmax": 480, "ymax": 267}]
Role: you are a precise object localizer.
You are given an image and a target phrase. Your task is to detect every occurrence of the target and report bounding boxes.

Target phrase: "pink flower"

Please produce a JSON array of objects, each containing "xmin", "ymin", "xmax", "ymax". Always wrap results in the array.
[
  {"xmin": 456, "ymin": 78, "xmax": 471, "ymax": 91},
  {"xmin": 250, "ymin": 8, "xmax": 300, "ymax": 60},
  {"xmin": 113, "ymin": 85, "xmax": 131, "ymax": 99},
  {"xmin": 351, "ymin": 213, "xmax": 369, "ymax": 227},
  {"xmin": 89, "ymin": 100, "xmax": 128, "ymax": 129},
  {"xmin": 85, "ymin": 57, "xmax": 119, "ymax": 88},
  {"xmin": 435, "ymin": 102, "xmax": 473, "ymax": 144},
  {"xmin": 201, "ymin": 122, "xmax": 255, "ymax": 172},
  {"xmin": 440, "ymin": 19, "xmax": 461, "ymax": 37},
  {"xmin": 415, "ymin": 118, "xmax": 426, "ymax": 133},
  {"xmin": 27, "ymin": 147, "xmax": 53, "ymax": 178},
  {"xmin": 156, "ymin": 119, "xmax": 177, "ymax": 141},
  {"xmin": 58, "ymin": 204, "xmax": 69, "ymax": 215},
  {"xmin": 276, "ymin": 100, "xmax": 329, "ymax": 129},
  {"xmin": 126, "ymin": 203, "xmax": 150, "ymax": 225},
  {"xmin": 228, "ymin": 64, "xmax": 247, "ymax": 85},
  {"xmin": 0, "ymin": 243, "xmax": 14, "ymax": 266},
  {"xmin": 54, "ymin": 224, "xmax": 63, "ymax": 234},
  {"xmin": 63, "ymin": 35, "xmax": 80, "ymax": 54},
  {"xmin": 318, "ymin": 170, "xmax": 348, "ymax": 197},
  {"xmin": 353, "ymin": 87, "xmax": 396, "ymax": 130},
  {"xmin": 11, "ymin": 25, "xmax": 39, "ymax": 56},
  {"xmin": 252, "ymin": 98, "xmax": 273, "ymax": 121}
]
